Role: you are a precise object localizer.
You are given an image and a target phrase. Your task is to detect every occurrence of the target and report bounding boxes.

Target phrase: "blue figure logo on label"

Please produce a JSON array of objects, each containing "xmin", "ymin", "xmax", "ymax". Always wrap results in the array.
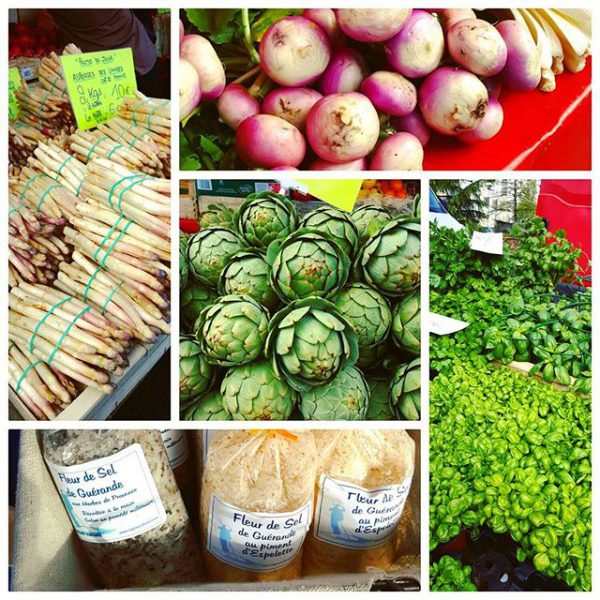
[
  {"xmin": 219, "ymin": 523, "xmax": 232, "ymax": 553},
  {"xmin": 330, "ymin": 503, "xmax": 345, "ymax": 535}
]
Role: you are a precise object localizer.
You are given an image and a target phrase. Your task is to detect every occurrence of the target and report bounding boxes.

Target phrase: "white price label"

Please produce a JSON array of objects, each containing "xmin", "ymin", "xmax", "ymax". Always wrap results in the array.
[
  {"xmin": 429, "ymin": 312, "xmax": 470, "ymax": 335},
  {"xmin": 470, "ymin": 231, "xmax": 504, "ymax": 255}
]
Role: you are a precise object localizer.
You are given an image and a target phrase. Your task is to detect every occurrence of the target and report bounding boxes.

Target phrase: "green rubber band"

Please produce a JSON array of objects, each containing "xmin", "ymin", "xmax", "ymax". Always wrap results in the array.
[
  {"xmin": 128, "ymin": 130, "xmax": 146, "ymax": 149},
  {"xmin": 38, "ymin": 91, "xmax": 52, "ymax": 116},
  {"xmin": 107, "ymin": 143, "xmax": 124, "ymax": 159},
  {"xmin": 36, "ymin": 183, "xmax": 62, "ymax": 211},
  {"xmin": 145, "ymin": 99, "xmax": 169, "ymax": 130},
  {"xmin": 15, "ymin": 359, "xmax": 42, "ymax": 393},
  {"xmin": 56, "ymin": 154, "xmax": 73, "ymax": 179},
  {"xmin": 130, "ymin": 98, "xmax": 147, "ymax": 126},
  {"xmin": 107, "ymin": 174, "xmax": 145, "ymax": 212},
  {"xmin": 19, "ymin": 174, "xmax": 47, "ymax": 200},
  {"xmin": 102, "ymin": 282, "xmax": 124, "ymax": 315},
  {"xmin": 114, "ymin": 125, "xmax": 133, "ymax": 143},
  {"xmin": 116, "ymin": 176, "xmax": 150, "ymax": 215},
  {"xmin": 99, "ymin": 220, "xmax": 134, "ymax": 268},
  {"xmin": 46, "ymin": 306, "xmax": 91, "ymax": 364},
  {"xmin": 29, "ymin": 297, "xmax": 73, "ymax": 353},
  {"xmin": 75, "ymin": 178, "xmax": 85, "ymax": 197},
  {"xmin": 9, "ymin": 206, "xmax": 24, "ymax": 216},
  {"xmin": 85, "ymin": 135, "xmax": 109, "ymax": 161},
  {"xmin": 83, "ymin": 265, "xmax": 103, "ymax": 302},
  {"xmin": 93, "ymin": 216, "xmax": 126, "ymax": 261}
]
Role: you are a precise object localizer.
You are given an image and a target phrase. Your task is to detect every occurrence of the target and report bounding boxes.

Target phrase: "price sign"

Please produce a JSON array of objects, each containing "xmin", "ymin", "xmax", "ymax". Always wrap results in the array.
[
  {"xmin": 471, "ymin": 231, "xmax": 504, "ymax": 255},
  {"xmin": 429, "ymin": 312, "xmax": 470, "ymax": 335},
  {"xmin": 295, "ymin": 179, "xmax": 363, "ymax": 211},
  {"xmin": 61, "ymin": 48, "xmax": 137, "ymax": 130},
  {"xmin": 9, "ymin": 67, "xmax": 22, "ymax": 120}
]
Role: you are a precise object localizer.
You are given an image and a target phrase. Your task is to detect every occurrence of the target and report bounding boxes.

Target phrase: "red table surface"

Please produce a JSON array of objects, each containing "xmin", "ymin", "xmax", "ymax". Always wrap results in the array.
[{"xmin": 423, "ymin": 61, "xmax": 591, "ymax": 171}]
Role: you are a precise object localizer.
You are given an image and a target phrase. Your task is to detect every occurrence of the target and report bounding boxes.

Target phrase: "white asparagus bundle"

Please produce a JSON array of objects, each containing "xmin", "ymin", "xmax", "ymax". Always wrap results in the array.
[
  {"xmin": 37, "ymin": 44, "xmax": 82, "ymax": 97},
  {"xmin": 29, "ymin": 141, "xmax": 86, "ymax": 196},
  {"xmin": 16, "ymin": 85, "xmax": 75, "ymax": 135},
  {"xmin": 9, "ymin": 123, "xmax": 45, "ymax": 166},
  {"xmin": 117, "ymin": 92, "xmax": 171, "ymax": 138}
]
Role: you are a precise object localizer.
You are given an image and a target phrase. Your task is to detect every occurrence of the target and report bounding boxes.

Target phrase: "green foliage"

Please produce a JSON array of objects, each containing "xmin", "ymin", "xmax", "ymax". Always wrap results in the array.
[{"xmin": 430, "ymin": 555, "xmax": 477, "ymax": 591}]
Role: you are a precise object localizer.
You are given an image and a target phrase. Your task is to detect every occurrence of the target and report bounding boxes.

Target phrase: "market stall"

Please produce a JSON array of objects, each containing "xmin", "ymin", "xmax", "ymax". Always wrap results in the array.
[{"xmin": 8, "ymin": 9, "xmax": 172, "ymax": 421}]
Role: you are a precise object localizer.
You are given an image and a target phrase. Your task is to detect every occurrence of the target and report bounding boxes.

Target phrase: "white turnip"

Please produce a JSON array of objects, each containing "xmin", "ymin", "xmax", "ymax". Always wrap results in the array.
[
  {"xmin": 361, "ymin": 71, "xmax": 417, "ymax": 117},
  {"xmin": 217, "ymin": 84, "xmax": 260, "ymax": 129},
  {"xmin": 496, "ymin": 20, "xmax": 542, "ymax": 91},
  {"xmin": 179, "ymin": 58, "xmax": 201, "ymax": 121},
  {"xmin": 457, "ymin": 97, "xmax": 504, "ymax": 144},
  {"xmin": 262, "ymin": 87, "xmax": 322, "ymax": 132},
  {"xmin": 319, "ymin": 47, "xmax": 368, "ymax": 95},
  {"xmin": 308, "ymin": 157, "xmax": 367, "ymax": 170},
  {"xmin": 303, "ymin": 9, "xmax": 344, "ymax": 45},
  {"xmin": 385, "ymin": 10, "xmax": 444, "ymax": 78},
  {"xmin": 259, "ymin": 16, "xmax": 332, "ymax": 87},
  {"xmin": 392, "ymin": 110, "xmax": 431, "ymax": 147},
  {"xmin": 438, "ymin": 9, "xmax": 477, "ymax": 29},
  {"xmin": 235, "ymin": 114, "xmax": 306, "ymax": 169},
  {"xmin": 306, "ymin": 92, "xmax": 380, "ymax": 163},
  {"xmin": 447, "ymin": 19, "xmax": 507, "ymax": 77},
  {"xmin": 369, "ymin": 132, "xmax": 423, "ymax": 170},
  {"xmin": 335, "ymin": 9, "xmax": 412, "ymax": 43},
  {"xmin": 180, "ymin": 34, "xmax": 225, "ymax": 101},
  {"xmin": 419, "ymin": 67, "xmax": 488, "ymax": 135}
]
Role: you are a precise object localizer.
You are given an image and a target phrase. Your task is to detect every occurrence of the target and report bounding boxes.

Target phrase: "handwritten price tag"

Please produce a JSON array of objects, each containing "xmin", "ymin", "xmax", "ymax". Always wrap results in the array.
[
  {"xmin": 429, "ymin": 312, "xmax": 469, "ymax": 335},
  {"xmin": 61, "ymin": 48, "xmax": 137, "ymax": 130},
  {"xmin": 471, "ymin": 231, "xmax": 504, "ymax": 255},
  {"xmin": 9, "ymin": 67, "xmax": 22, "ymax": 120}
]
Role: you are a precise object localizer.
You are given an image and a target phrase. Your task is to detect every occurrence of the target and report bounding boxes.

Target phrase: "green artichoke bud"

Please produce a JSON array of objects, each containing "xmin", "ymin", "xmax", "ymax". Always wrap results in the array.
[
  {"xmin": 351, "ymin": 204, "xmax": 391, "ymax": 242},
  {"xmin": 221, "ymin": 360, "xmax": 297, "ymax": 420},
  {"xmin": 299, "ymin": 205, "xmax": 359, "ymax": 257},
  {"xmin": 268, "ymin": 230, "xmax": 349, "ymax": 302},
  {"xmin": 179, "ymin": 336, "xmax": 215, "ymax": 406},
  {"xmin": 199, "ymin": 203, "xmax": 235, "ymax": 229},
  {"xmin": 391, "ymin": 294, "xmax": 421, "ymax": 354},
  {"xmin": 390, "ymin": 357, "xmax": 421, "ymax": 420},
  {"xmin": 235, "ymin": 191, "xmax": 298, "ymax": 249},
  {"xmin": 183, "ymin": 390, "xmax": 231, "ymax": 421},
  {"xmin": 196, "ymin": 295, "xmax": 269, "ymax": 366},
  {"xmin": 299, "ymin": 366, "xmax": 369, "ymax": 420},
  {"xmin": 356, "ymin": 341, "xmax": 388, "ymax": 371},
  {"xmin": 181, "ymin": 281, "xmax": 218, "ymax": 331},
  {"xmin": 366, "ymin": 377, "xmax": 394, "ymax": 420},
  {"xmin": 333, "ymin": 283, "xmax": 392, "ymax": 348},
  {"xmin": 179, "ymin": 239, "xmax": 189, "ymax": 290},
  {"xmin": 355, "ymin": 218, "xmax": 421, "ymax": 297},
  {"xmin": 266, "ymin": 297, "xmax": 359, "ymax": 392},
  {"xmin": 218, "ymin": 251, "xmax": 279, "ymax": 311},
  {"xmin": 187, "ymin": 226, "xmax": 245, "ymax": 288}
]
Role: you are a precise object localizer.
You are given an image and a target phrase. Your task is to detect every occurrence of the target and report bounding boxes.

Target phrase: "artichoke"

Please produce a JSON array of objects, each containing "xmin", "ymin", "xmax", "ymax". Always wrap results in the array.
[
  {"xmin": 266, "ymin": 297, "xmax": 359, "ymax": 392},
  {"xmin": 356, "ymin": 341, "xmax": 389, "ymax": 371},
  {"xmin": 333, "ymin": 283, "xmax": 392, "ymax": 348},
  {"xmin": 187, "ymin": 226, "xmax": 245, "ymax": 288},
  {"xmin": 351, "ymin": 204, "xmax": 391, "ymax": 242},
  {"xmin": 199, "ymin": 203, "xmax": 235, "ymax": 229},
  {"xmin": 300, "ymin": 206, "xmax": 359, "ymax": 257},
  {"xmin": 366, "ymin": 377, "xmax": 395, "ymax": 420},
  {"xmin": 196, "ymin": 295, "xmax": 269, "ymax": 366},
  {"xmin": 391, "ymin": 294, "xmax": 421, "ymax": 355},
  {"xmin": 235, "ymin": 191, "xmax": 298, "ymax": 249},
  {"xmin": 355, "ymin": 218, "xmax": 421, "ymax": 297},
  {"xmin": 218, "ymin": 251, "xmax": 279, "ymax": 311},
  {"xmin": 299, "ymin": 366, "xmax": 369, "ymax": 420},
  {"xmin": 183, "ymin": 390, "xmax": 231, "ymax": 421},
  {"xmin": 390, "ymin": 357, "xmax": 421, "ymax": 420},
  {"xmin": 221, "ymin": 360, "xmax": 297, "ymax": 420},
  {"xmin": 179, "ymin": 234, "xmax": 189, "ymax": 290},
  {"xmin": 181, "ymin": 281, "xmax": 218, "ymax": 331},
  {"xmin": 179, "ymin": 336, "xmax": 215, "ymax": 406},
  {"xmin": 268, "ymin": 230, "xmax": 349, "ymax": 302}
]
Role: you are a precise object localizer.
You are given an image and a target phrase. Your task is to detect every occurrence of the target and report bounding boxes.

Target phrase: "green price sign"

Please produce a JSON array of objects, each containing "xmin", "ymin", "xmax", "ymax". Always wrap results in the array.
[
  {"xmin": 9, "ymin": 67, "xmax": 22, "ymax": 121},
  {"xmin": 61, "ymin": 47, "xmax": 137, "ymax": 130}
]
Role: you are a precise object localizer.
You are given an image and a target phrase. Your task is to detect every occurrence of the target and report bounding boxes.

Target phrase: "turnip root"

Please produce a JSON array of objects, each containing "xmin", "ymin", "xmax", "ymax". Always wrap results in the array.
[
  {"xmin": 335, "ymin": 9, "xmax": 412, "ymax": 43},
  {"xmin": 419, "ymin": 67, "xmax": 488, "ymax": 135},
  {"xmin": 308, "ymin": 157, "xmax": 367, "ymax": 170},
  {"xmin": 235, "ymin": 114, "xmax": 306, "ymax": 168},
  {"xmin": 361, "ymin": 71, "xmax": 417, "ymax": 117},
  {"xmin": 217, "ymin": 84, "xmax": 260, "ymax": 129},
  {"xmin": 303, "ymin": 9, "xmax": 345, "ymax": 45},
  {"xmin": 179, "ymin": 58, "xmax": 201, "ymax": 121},
  {"xmin": 180, "ymin": 34, "xmax": 225, "ymax": 101},
  {"xmin": 439, "ymin": 9, "xmax": 477, "ymax": 29},
  {"xmin": 259, "ymin": 16, "xmax": 332, "ymax": 87},
  {"xmin": 370, "ymin": 132, "xmax": 423, "ymax": 170},
  {"xmin": 457, "ymin": 97, "xmax": 504, "ymax": 144},
  {"xmin": 447, "ymin": 19, "xmax": 507, "ymax": 77},
  {"xmin": 385, "ymin": 10, "xmax": 444, "ymax": 78},
  {"xmin": 319, "ymin": 47, "xmax": 369, "ymax": 95},
  {"xmin": 262, "ymin": 87, "xmax": 322, "ymax": 131},
  {"xmin": 306, "ymin": 92, "xmax": 380, "ymax": 163},
  {"xmin": 496, "ymin": 20, "xmax": 542, "ymax": 91},
  {"xmin": 392, "ymin": 110, "xmax": 431, "ymax": 147}
]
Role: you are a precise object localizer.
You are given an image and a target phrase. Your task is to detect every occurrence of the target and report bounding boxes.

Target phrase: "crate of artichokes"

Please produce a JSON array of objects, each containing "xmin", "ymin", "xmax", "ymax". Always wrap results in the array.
[{"xmin": 180, "ymin": 190, "xmax": 421, "ymax": 421}]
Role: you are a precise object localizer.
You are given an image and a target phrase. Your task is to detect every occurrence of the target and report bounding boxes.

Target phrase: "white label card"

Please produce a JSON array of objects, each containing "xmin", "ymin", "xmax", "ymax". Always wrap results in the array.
[
  {"xmin": 160, "ymin": 430, "xmax": 189, "ymax": 469},
  {"xmin": 470, "ymin": 231, "xmax": 504, "ymax": 255},
  {"xmin": 429, "ymin": 312, "xmax": 470, "ymax": 335}
]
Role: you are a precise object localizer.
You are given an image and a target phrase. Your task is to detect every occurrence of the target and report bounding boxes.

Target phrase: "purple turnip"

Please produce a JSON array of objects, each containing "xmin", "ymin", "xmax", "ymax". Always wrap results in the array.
[
  {"xmin": 308, "ymin": 157, "xmax": 367, "ymax": 170},
  {"xmin": 481, "ymin": 76, "xmax": 503, "ymax": 99},
  {"xmin": 419, "ymin": 67, "xmax": 489, "ymax": 135},
  {"xmin": 259, "ymin": 16, "xmax": 332, "ymax": 87},
  {"xmin": 217, "ymin": 84, "xmax": 260, "ymax": 129},
  {"xmin": 392, "ymin": 110, "xmax": 431, "ymax": 147},
  {"xmin": 303, "ymin": 9, "xmax": 345, "ymax": 45},
  {"xmin": 235, "ymin": 114, "xmax": 306, "ymax": 169},
  {"xmin": 361, "ymin": 71, "xmax": 417, "ymax": 117},
  {"xmin": 180, "ymin": 34, "xmax": 225, "ymax": 101},
  {"xmin": 306, "ymin": 92, "xmax": 380, "ymax": 164},
  {"xmin": 319, "ymin": 47, "xmax": 369, "ymax": 95},
  {"xmin": 385, "ymin": 10, "xmax": 444, "ymax": 78},
  {"xmin": 262, "ymin": 87, "xmax": 323, "ymax": 132},
  {"xmin": 447, "ymin": 19, "xmax": 507, "ymax": 77},
  {"xmin": 370, "ymin": 132, "xmax": 423, "ymax": 170},
  {"xmin": 335, "ymin": 9, "xmax": 412, "ymax": 43},
  {"xmin": 457, "ymin": 97, "xmax": 504, "ymax": 144},
  {"xmin": 496, "ymin": 20, "xmax": 542, "ymax": 91},
  {"xmin": 179, "ymin": 58, "xmax": 201, "ymax": 121}
]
